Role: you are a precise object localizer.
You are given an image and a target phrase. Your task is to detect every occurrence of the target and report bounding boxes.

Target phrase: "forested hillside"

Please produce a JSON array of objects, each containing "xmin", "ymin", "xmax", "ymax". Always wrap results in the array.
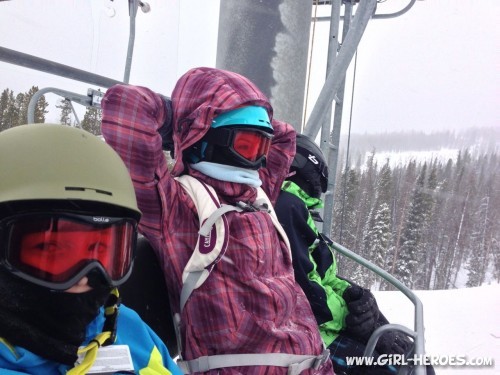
[
  {"xmin": 0, "ymin": 86, "xmax": 49, "ymax": 128},
  {"xmin": 332, "ymin": 147, "xmax": 500, "ymax": 290}
]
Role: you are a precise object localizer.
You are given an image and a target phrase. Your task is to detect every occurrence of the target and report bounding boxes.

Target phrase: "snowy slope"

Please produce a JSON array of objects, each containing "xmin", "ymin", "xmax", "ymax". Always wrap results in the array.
[{"xmin": 374, "ymin": 284, "xmax": 500, "ymax": 374}]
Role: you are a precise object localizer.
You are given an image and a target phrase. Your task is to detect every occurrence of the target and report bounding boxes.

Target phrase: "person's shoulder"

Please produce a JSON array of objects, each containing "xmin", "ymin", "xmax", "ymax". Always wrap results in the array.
[
  {"xmin": 0, "ymin": 369, "xmax": 34, "ymax": 375},
  {"xmin": 117, "ymin": 304, "xmax": 143, "ymax": 323},
  {"xmin": 275, "ymin": 189, "xmax": 310, "ymax": 226},
  {"xmin": 115, "ymin": 304, "xmax": 159, "ymax": 344},
  {"xmin": 0, "ymin": 342, "xmax": 61, "ymax": 375},
  {"xmin": 276, "ymin": 189, "xmax": 307, "ymax": 211}
]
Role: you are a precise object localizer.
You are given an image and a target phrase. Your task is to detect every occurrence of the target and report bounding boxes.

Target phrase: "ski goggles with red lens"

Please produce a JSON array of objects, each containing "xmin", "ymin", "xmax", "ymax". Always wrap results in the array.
[
  {"xmin": 0, "ymin": 213, "xmax": 137, "ymax": 290},
  {"xmin": 203, "ymin": 126, "xmax": 274, "ymax": 168}
]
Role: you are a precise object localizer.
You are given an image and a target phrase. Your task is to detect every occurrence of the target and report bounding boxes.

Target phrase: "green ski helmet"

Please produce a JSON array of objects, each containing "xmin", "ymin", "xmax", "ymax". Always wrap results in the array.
[
  {"xmin": 0, "ymin": 124, "xmax": 141, "ymax": 290},
  {"xmin": 0, "ymin": 124, "xmax": 140, "ymax": 218}
]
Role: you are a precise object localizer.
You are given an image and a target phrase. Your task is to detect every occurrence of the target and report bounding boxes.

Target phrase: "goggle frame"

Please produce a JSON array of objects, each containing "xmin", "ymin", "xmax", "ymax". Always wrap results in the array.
[{"xmin": 0, "ymin": 212, "xmax": 138, "ymax": 291}]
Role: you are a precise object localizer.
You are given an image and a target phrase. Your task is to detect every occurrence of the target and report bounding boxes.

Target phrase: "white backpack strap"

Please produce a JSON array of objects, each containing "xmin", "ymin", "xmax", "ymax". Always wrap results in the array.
[
  {"xmin": 177, "ymin": 350, "xmax": 330, "ymax": 375},
  {"xmin": 175, "ymin": 175, "xmax": 242, "ymax": 311},
  {"xmin": 256, "ymin": 187, "xmax": 292, "ymax": 258},
  {"xmin": 174, "ymin": 180, "xmax": 314, "ymax": 373}
]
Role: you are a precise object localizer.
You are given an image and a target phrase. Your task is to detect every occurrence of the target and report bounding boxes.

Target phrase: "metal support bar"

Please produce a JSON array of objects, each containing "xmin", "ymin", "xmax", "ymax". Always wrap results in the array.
[
  {"xmin": 364, "ymin": 323, "xmax": 417, "ymax": 356},
  {"xmin": 0, "ymin": 47, "xmax": 123, "ymax": 88},
  {"xmin": 313, "ymin": 0, "xmax": 417, "ymax": 21},
  {"xmin": 67, "ymin": 100, "xmax": 82, "ymax": 128},
  {"xmin": 125, "ymin": 0, "xmax": 140, "ymax": 83},
  {"xmin": 304, "ymin": 0, "xmax": 376, "ymax": 139},
  {"xmin": 321, "ymin": 0, "xmax": 352, "ymax": 235},
  {"xmin": 371, "ymin": 0, "xmax": 417, "ymax": 20},
  {"xmin": 27, "ymin": 87, "xmax": 94, "ymax": 124},
  {"xmin": 330, "ymin": 240, "xmax": 426, "ymax": 375}
]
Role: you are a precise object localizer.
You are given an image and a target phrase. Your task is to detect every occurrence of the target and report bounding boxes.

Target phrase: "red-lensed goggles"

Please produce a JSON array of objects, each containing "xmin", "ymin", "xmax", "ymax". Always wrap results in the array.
[
  {"xmin": 203, "ymin": 127, "xmax": 273, "ymax": 168},
  {"xmin": 0, "ymin": 213, "xmax": 137, "ymax": 290}
]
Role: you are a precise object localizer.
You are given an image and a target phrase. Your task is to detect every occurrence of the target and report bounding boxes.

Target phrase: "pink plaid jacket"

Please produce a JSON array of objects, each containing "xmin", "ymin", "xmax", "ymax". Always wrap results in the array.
[{"xmin": 101, "ymin": 67, "xmax": 333, "ymax": 374}]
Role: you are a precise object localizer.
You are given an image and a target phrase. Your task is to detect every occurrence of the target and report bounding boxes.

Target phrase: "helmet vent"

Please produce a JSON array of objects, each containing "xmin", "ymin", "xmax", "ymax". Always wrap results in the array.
[{"xmin": 65, "ymin": 187, "xmax": 113, "ymax": 196}]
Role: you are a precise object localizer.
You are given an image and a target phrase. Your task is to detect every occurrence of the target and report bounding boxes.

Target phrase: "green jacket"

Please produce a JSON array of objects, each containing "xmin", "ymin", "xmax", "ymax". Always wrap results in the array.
[{"xmin": 276, "ymin": 181, "xmax": 351, "ymax": 346}]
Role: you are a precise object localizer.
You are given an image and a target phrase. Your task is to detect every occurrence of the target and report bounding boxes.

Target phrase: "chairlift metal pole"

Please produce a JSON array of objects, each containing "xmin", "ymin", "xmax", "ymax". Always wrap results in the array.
[
  {"xmin": 313, "ymin": 0, "xmax": 418, "ymax": 22},
  {"xmin": 0, "ymin": 47, "xmax": 123, "ymax": 89},
  {"xmin": 27, "ymin": 88, "xmax": 104, "ymax": 126},
  {"xmin": 312, "ymin": 0, "xmax": 420, "ymax": 238},
  {"xmin": 316, "ymin": 0, "xmax": 340, "ymax": 233},
  {"xmin": 124, "ymin": 0, "xmax": 140, "ymax": 84},
  {"xmin": 320, "ymin": 0, "xmax": 353, "ymax": 236},
  {"xmin": 331, "ymin": 240, "xmax": 426, "ymax": 375},
  {"xmin": 304, "ymin": 0, "xmax": 376, "ymax": 139},
  {"xmin": 305, "ymin": 0, "xmax": 376, "ymax": 237}
]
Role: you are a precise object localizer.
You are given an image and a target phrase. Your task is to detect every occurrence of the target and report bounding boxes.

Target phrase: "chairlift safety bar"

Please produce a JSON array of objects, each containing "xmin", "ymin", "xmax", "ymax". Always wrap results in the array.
[{"xmin": 331, "ymin": 240, "xmax": 426, "ymax": 375}]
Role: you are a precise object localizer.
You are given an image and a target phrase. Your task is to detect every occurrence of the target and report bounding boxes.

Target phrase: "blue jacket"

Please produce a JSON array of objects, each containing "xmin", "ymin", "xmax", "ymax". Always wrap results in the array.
[{"xmin": 0, "ymin": 304, "xmax": 182, "ymax": 375}]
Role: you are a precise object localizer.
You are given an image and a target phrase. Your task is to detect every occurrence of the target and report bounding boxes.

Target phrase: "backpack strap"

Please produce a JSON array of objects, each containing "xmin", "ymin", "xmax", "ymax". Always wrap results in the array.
[
  {"xmin": 175, "ymin": 175, "xmax": 242, "ymax": 311},
  {"xmin": 255, "ymin": 188, "xmax": 292, "ymax": 258},
  {"xmin": 174, "ymin": 176, "xmax": 327, "ymax": 374},
  {"xmin": 175, "ymin": 176, "xmax": 291, "ymax": 310},
  {"xmin": 177, "ymin": 349, "xmax": 330, "ymax": 375}
]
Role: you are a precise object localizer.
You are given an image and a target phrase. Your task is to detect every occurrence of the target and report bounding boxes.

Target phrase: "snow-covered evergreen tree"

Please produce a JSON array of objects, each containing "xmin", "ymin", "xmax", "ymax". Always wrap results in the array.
[
  {"xmin": 369, "ymin": 203, "xmax": 392, "ymax": 289},
  {"xmin": 24, "ymin": 86, "xmax": 48, "ymax": 124},
  {"xmin": 0, "ymin": 89, "xmax": 12, "ymax": 131},
  {"xmin": 56, "ymin": 99, "xmax": 74, "ymax": 126},
  {"xmin": 334, "ymin": 167, "xmax": 361, "ymax": 281},
  {"xmin": 81, "ymin": 107, "xmax": 102, "ymax": 135},
  {"xmin": 466, "ymin": 197, "xmax": 489, "ymax": 287},
  {"xmin": 395, "ymin": 164, "xmax": 429, "ymax": 288}
]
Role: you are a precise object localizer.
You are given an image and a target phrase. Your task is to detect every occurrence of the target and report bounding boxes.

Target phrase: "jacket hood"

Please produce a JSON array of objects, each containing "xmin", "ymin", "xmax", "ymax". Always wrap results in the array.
[{"xmin": 170, "ymin": 67, "xmax": 272, "ymax": 176}]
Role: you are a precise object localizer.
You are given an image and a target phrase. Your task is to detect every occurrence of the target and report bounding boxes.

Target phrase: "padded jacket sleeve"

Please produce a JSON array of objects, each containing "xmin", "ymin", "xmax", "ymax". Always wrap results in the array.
[
  {"xmin": 276, "ymin": 190, "xmax": 351, "ymax": 346},
  {"xmin": 259, "ymin": 119, "xmax": 296, "ymax": 204},
  {"xmin": 275, "ymin": 191, "xmax": 333, "ymax": 325},
  {"xmin": 101, "ymin": 84, "xmax": 171, "ymax": 238}
]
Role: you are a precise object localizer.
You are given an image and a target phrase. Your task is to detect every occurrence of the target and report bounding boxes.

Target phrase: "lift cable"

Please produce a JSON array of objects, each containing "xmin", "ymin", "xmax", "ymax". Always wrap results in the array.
[
  {"xmin": 302, "ymin": 2, "xmax": 320, "ymax": 131},
  {"xmin": 339, "ymin": 49, "xmax": 358, "ymax": 244}
]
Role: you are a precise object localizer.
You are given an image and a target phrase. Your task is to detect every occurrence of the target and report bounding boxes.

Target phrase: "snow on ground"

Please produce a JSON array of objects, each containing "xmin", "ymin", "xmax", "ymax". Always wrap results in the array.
[{"xmin": 374, "ymin": 283, "xmax": 500, "ymax": 374}]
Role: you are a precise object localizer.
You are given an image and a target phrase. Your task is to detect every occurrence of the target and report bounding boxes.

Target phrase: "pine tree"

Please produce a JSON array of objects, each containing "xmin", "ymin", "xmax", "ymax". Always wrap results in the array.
[
  {"xmin": 466, "ymin": 196, "xmax": 490, "ymax": 287},
  {"xmin": 56, "ymin": 99, "xmax": 74, "ymax": 126},
  {"xmin": 413, "ymin": 164, "xmax": 437, "ymax": 289},
  {"xmin": 485, "ymin": 153, "xmax": 500, "ymax": 283},
  {"xmin": 422, "ymin": 162, "xmax": 444, "ymax": 289},
  {"xmin": 14, "ymin": 92, "xmax": 25, "ymax": 126},
  {"xmin": 466, "ymin": 153, "xmax": 500, "ymax": 286},
  {"xmin": 333, "ymin": 167, "xmax": 361, "ymax": 281},
  {"xmin": 449, "ymin": 158, "xmax": 476, "ymax": 288},
  {"xmin": 358, "ymin": 150, "xmax": 377, "ymax": 256},
  {"xmin": 433, "ymin": 158, "xmax": 456, "ymax": 289},
  {"xmin": 391, "ymin": 160, "xmax": 417, "ymax": 276},
  {"xmin": 81, "ymin": 107, "xmax": 102, "ymax": 135},
  {"xmin": 32, "ymin": 88, "xmax": 49, "ymax": 124},
  {"xmin": 0, "ymin": 88, "xmax": 11, "ymax": 131},
  {"xmin": 10, "ymin": 86, "xmax": 48, "ymax": 125},
  {"xmin": 369, "ymin": 203, "xmax": 392, "ymax": 290},
  {"xmin": 368, "ymin": 161, "xmax": 393, "ymax": 289},
  {"xmin": 395, "ymin": 164, "xmax": 428, "ymax": 288}
]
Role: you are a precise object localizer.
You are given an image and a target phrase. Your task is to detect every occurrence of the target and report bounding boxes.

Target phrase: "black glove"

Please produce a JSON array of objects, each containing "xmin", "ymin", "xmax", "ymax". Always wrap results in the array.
[
  {"xmin": 158, "ymin": 98, "xmax": 174, "ymax": 154},
  {"xmin": 343, "ymin": 285, "xmax": 380, "ymax": 341},
  {"xmin": 376, "ymin": 329, "xmax": 413, "ymax": 355}
]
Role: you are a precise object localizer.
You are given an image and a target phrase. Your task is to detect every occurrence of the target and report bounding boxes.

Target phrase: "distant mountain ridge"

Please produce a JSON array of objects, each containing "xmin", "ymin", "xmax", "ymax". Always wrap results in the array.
[{"xmin": 340, "ymin": 126, "xmax": 499, "ymax": 158}]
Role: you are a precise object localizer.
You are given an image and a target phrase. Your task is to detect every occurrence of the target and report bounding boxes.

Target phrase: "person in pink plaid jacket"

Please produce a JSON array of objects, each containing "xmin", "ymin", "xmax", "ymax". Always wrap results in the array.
[{"xmin": 101, "ymin": 67, "xmax": 334, "ymax": 375}]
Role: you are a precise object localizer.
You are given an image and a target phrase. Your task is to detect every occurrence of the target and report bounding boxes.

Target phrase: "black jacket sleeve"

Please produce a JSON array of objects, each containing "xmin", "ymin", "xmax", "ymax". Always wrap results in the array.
[{"xmin": 275, "ymin": 191, "xmax": 334, "ymax": 325}]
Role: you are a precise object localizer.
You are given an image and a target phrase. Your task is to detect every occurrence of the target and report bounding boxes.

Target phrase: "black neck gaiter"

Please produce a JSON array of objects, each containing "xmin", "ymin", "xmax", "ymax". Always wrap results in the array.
[{"xmin": 0, "ymin": 270, "xmax": 111, "ymax": 365}]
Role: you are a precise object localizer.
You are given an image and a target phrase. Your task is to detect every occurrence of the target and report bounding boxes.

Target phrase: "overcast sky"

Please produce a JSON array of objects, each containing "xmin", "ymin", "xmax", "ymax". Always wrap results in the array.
[{"xmin": 0, "ymin": 0, "xmax": 498, "ymax": 134}]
